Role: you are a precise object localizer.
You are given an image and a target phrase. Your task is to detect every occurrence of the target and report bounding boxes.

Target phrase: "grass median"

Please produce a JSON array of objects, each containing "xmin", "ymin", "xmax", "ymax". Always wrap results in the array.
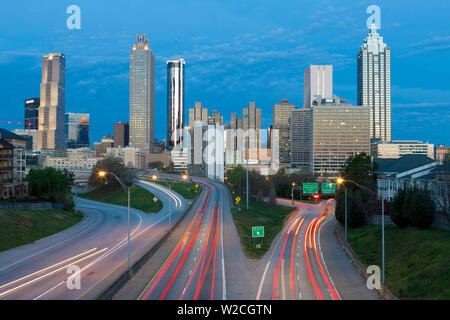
[
  {"xmin": 154, "ymin": 180, "xmax": 199, "ymax": 200},
  {"xmin": 231, "ymin": 200, "xmax": 294, "ymax": 259},
  {"xmin": 78, "ymin": 184, "xmax": 162, "ymax": 213},
  {"xmin": 347, "ymin": 224, "xmax": 450, "ymax": 299},
  {"xmin": 0, "ymin": 208, "xmax": 83, "ymax": 252}
]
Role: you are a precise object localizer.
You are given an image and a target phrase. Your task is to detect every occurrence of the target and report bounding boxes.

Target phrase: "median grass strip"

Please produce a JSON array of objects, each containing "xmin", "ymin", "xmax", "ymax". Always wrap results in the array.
[
  {"xmin": 231, "ymin": 200, "xmax": 294, "ymax": 259},
  {"xmin": 0, "ymin": 209, "xmax": 83, "ymax": 252},
  {"xmin": 78, "ymin": 184, "xmax": 162, "ymax": 213},
  {"xmin": 154, "ymin": 181, "xmax": 199, "ymax": 200},
  {"xmin": 347, "ymin": 225, "xmax": 450, "ymax": 299}
]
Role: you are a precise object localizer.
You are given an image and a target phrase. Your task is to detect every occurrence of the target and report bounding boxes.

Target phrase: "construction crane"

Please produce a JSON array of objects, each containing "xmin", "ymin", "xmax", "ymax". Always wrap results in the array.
[{"xmin": 0, "ymin": 120, "xmax": 32, "ymax": 135}]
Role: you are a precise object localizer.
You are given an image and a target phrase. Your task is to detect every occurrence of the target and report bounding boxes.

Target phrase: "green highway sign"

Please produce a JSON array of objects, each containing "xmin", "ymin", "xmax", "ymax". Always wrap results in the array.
[
  {"xmin": 303, "ymin": 183, "xmax": 318, "ymax": 194},
  {"xmin": 252, "ymin": 226, "xmax": 264, "ymax": 238},
  {"xmin": 321, "ymin": 183, "xmax": 336, "ymax": 194}
]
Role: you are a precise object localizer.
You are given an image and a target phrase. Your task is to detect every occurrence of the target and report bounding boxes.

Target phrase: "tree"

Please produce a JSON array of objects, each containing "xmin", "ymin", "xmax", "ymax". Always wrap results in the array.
[
  {"xmin": 340, "ymin": 152, "xmax": 376, "ymax": 188},
  {"xmin": 409, "ymin": 188, "xmax": 436, "ymax": 229},
  {"xmin": 148, "ymin": 161, "xmax": 164, "ymax": 171},
  {"xmin": 89, "ymin": 156, "xmax": 128, "ymax": 189},
  {"xmin": 390, "ymin": 188, "xmax": 409, "ymax": 228}
]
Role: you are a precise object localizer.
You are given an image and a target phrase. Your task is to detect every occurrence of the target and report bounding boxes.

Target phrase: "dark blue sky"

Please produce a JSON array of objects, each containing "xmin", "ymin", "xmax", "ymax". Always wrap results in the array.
[{"xmin": 1, "ymin": 0, "xmax": 449, "ymax": 145}]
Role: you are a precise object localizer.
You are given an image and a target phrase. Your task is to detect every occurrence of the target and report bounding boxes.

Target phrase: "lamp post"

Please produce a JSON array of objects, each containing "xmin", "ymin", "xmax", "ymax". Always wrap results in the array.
[
  {"xmin": 291, "ymin": 182, "xmax": 296, "ymax": 202},
  {"xmin": 98, "ymin": 170, "xmax": 136, "ymax": 277},
  {"xmin": 337, "ymin": 177, "xmax": 385, "ymax": 284}
]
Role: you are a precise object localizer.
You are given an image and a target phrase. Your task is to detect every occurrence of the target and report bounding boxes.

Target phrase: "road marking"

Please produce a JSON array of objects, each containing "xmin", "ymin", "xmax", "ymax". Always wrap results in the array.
[
  {"xmin": 318, "ymin": 214, "xmax": 341, "ymax": 300},
  {"xmin": 33, "ymin": 281, "xmax": 64, "ymax": 300},
  {"xmin": 0, "ymin": 248, "xmax": 108, "ymax": 299},
  {"xmin": 281, "ymin": 259, "xmax": 286, "ymax": 300}
]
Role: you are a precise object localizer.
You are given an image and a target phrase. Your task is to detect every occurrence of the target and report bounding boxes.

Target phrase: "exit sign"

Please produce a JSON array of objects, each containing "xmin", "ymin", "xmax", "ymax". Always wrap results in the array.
[
  {"xmin": 303, "ymin": 183, "xmax": 318, "ymax": 194},
  {"xmin": 252, "ymin": 226, "xmax": 264, "ymax": 238},
  {"xmin": 322, "ymin": 183, "xmax": 336, "ymax": 194}
]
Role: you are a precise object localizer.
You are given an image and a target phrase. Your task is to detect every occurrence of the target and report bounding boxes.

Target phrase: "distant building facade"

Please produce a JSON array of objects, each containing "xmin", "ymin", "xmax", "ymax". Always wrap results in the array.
[
  {"xmin": 65, "ymin": 113, "xmax": 90, "ymax": 149},
  {"xmin": 129, "ymin": 34, "xmax": 155, "ymax": 151},
  {"xmin": 113, "ymin": 122, "xmax": 129, "ymax": 148},
  {"xmin": 303, "ymin": 65, "xmax": 333, "ymax": 108},
  {"xmin": 435, "ymin": 144, "xmax": 450, "ymax": 163},
  {"xmin": 358, "ymin": 24, "xmax": 391, "ymax": 142},
  {"xmin": 167, "ymin": 59, "xmax": 185, "ymax": 149},
  {"xmin": 24, "ymin": 98, "xmax": 40, "ymax": 130},
  {"xmin": 273, "ymin": 99, "xmax": 295, "ymax": 164},
  {"xmin": 291, "ymin": 96, "xmax": 370, "ymax": 175},
  {"xmin": 0, "ymin": 128, "xmax": 28, "ymax": 199},
  {"xmin": 373, "ymin": 140, "xmax": 434, "ymax": 159},
  {"xmin": 37, "ymin": 53, "xmax": 66, "ymax": 150}
]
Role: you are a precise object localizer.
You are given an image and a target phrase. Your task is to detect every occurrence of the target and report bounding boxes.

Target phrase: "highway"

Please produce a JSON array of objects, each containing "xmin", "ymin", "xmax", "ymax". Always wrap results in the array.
[
  {"xmin": 135, "ymin": 178, "xmax": 227, "ymax": 300},
  {"xmin": 0, "ymin": 179, "xmax": 186, "ymax": 300},
  {"xmin": 255, "ymin": 198, "xmax": 379, "ymax": 300}
]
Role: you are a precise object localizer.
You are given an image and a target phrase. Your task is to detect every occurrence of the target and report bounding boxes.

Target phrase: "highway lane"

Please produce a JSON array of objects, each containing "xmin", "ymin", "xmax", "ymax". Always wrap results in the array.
[
  {"xmin": 256, "ymin": 199, "xmax": 341, "ymax": 300},
  {"xmin": 137, "ymin": 178, "xmax": 227, "ymax": 300},
  {"xmin": 0, "ymin": 180, "xmax": 186, "ymax": 300}
]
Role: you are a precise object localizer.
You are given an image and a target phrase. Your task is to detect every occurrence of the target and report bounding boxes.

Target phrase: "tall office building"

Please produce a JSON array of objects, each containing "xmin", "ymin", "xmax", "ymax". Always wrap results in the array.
[
  {"xmin": 303, "ymin": 65, "xmax": 333, "ymax": 108},
  {"xmin": 24, "ymin": 98, "xmax": 40, "ymax": 130},
  {"xmin": 37, "ymin": 53, "xmax": 65, "ymax": 150},
  {"xmin": 272, "ymin": 99, "xmax": 295, "ymax": 164},
  {"xmin": 167, "ymin": 59, "xmax": 185, "ymax": 149},
  {"xmin": 358, "ymin": 23, "xmax": 391, "ymax": 142},
  {"xmin": 129, "ymin": 34, "xmax": 155, "ymax": 151},
  {"xmin": 188, "ymin": 102, "xmax": 208, "ymax": 126},
  {"xmin": 114, "ymin": 122, "xmax": 129, "ymax": 148},
  {"xmin": 65, "ymin": 113, "xmax": 90, "ymax": 148},
  {"xmin": 243, "ymin": 102, "xmax": 261, "ymax": 161},
  {"xmin": 208, "ymin": 110, "xmax": 223, "ymax": 125},
  {"xmin": 291, "ymin": 96, "xmax": 370, "ymax": 175}
]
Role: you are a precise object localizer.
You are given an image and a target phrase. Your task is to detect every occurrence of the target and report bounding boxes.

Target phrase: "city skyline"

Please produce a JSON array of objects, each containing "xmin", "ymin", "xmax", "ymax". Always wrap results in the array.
[{"xmin": 0, "ymin": 1, "xmax": 449, "ymax": 146}]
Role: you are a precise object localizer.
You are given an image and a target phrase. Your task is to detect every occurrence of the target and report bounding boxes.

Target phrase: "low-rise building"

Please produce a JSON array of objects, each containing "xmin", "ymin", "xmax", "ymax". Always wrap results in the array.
[
  {"xmin": 0, "ymin": 128, "xmax": 28, "ymax": 199},
  {"xmin": 435, "ymin": 144, "xmax": 450, "ymax": 163},
  {"xmin": 373, "ymin": 140, "xmax": 434, "ymax": 159}
]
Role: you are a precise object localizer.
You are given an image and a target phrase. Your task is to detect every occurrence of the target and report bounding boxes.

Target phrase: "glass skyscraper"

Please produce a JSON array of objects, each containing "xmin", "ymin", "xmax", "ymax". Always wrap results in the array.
[
  {"xmin": 167, "ymin": 59, "xmax": 185, "ymax": 149},
  {"xmin": 24, "ymin": 98, "xmax": 39, "ymax": 130},
  {"xmin": 129, "ymin": 34, "xmax": 155, "ymax": 151},
  {"xmin": 65, "ymin": 113, "xmax": 90, "ymax": 148},
  {"xmin": 358, "ymin": 23, "xmax": 391, "ymax": 142}
]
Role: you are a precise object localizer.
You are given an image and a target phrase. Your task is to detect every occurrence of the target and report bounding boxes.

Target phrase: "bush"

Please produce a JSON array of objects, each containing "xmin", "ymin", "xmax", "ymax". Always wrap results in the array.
[
  {"xmin": 390, "ymin": 188, "xmax": 409, "ymax": 228},
  {"xmin": 390, "ymin": 187, "xmax": 436, "ymax": 229},
  {"xmin": 335, "ymin": 188, "xmax": 367, "ymax": 228},
  {"xmin": 409, "ymin": 189, "xmax": 436, "ymax": 229}
]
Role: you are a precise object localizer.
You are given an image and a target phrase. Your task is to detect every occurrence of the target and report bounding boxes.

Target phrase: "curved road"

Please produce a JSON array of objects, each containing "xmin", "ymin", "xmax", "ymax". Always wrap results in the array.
[{"xmin": 0, "ymin": 180, "xmax": 186, "ymax": 300}]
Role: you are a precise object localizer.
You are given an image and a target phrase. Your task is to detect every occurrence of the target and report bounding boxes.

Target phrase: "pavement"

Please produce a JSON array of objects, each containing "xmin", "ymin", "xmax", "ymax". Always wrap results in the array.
[{"xmin": 0, "ymin": 179, "xmax": 186, "ymax": 300}]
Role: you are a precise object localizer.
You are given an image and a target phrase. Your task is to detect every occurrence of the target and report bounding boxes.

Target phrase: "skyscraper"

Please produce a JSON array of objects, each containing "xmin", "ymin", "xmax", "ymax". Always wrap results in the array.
[
  {"xmin": 24, "ymin": 98, "xmax": 39, "ymax": 130},
  {"xmin": 303, "ymin": 65, "xmax": 333, "ymax": 108},
  {"xmin": 65, "ymin": 113, "xmax": 90, "ymax": 148},
  {"xmin": 129, "ymin": 34, "xmax": 155, "ymax": 151},
  {"xmin": 358, "ymin": 23, "xmax": 391, "ymax": 142},
  {"xmin": 243, "ymin": 102, "xmax": 261, "ymax": 159},
  {"xmin": 188, "ymin": 101, "xmax": 208, "ymax": 126},
  {"xmin": 272, "ymin": 99, "xmax": 295, "ymax": 164},
  {"xmin": 37, "ymin": 53, "xmax": 65, "ymax": 150},
  {"xmin": 167, "ymin": 59, "xmax": 185, "ymax": 149}
]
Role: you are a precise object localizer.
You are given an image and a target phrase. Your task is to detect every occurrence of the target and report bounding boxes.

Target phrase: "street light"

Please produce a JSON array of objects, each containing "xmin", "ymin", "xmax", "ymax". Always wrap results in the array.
[
  {"xmin": 291, "ymin": 182, "xmax": 296, "ymax": 202},
  {"xmin": 98, "ymin": 170, "xmax": 136, "ymax": 277},
  {"xmin": 337, "ymin": 177, "xmax": 385, "ymax": 284}
]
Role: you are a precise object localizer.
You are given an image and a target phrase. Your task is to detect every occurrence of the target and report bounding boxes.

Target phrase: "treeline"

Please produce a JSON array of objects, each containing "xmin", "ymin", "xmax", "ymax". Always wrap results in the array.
[
  {"xmin": 226, "ymin": 166, "xmax": 316, "ymax": 206},
  {"xmin": 27, "ymin": 167, "xmax": 74, "ymax": 209}
]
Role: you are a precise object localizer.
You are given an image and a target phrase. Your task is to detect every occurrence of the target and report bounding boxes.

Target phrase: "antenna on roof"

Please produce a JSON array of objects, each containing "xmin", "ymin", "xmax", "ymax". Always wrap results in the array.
[{"xmin": 174, "ymin": 38, "xmax": 178, "ymax": 58}]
